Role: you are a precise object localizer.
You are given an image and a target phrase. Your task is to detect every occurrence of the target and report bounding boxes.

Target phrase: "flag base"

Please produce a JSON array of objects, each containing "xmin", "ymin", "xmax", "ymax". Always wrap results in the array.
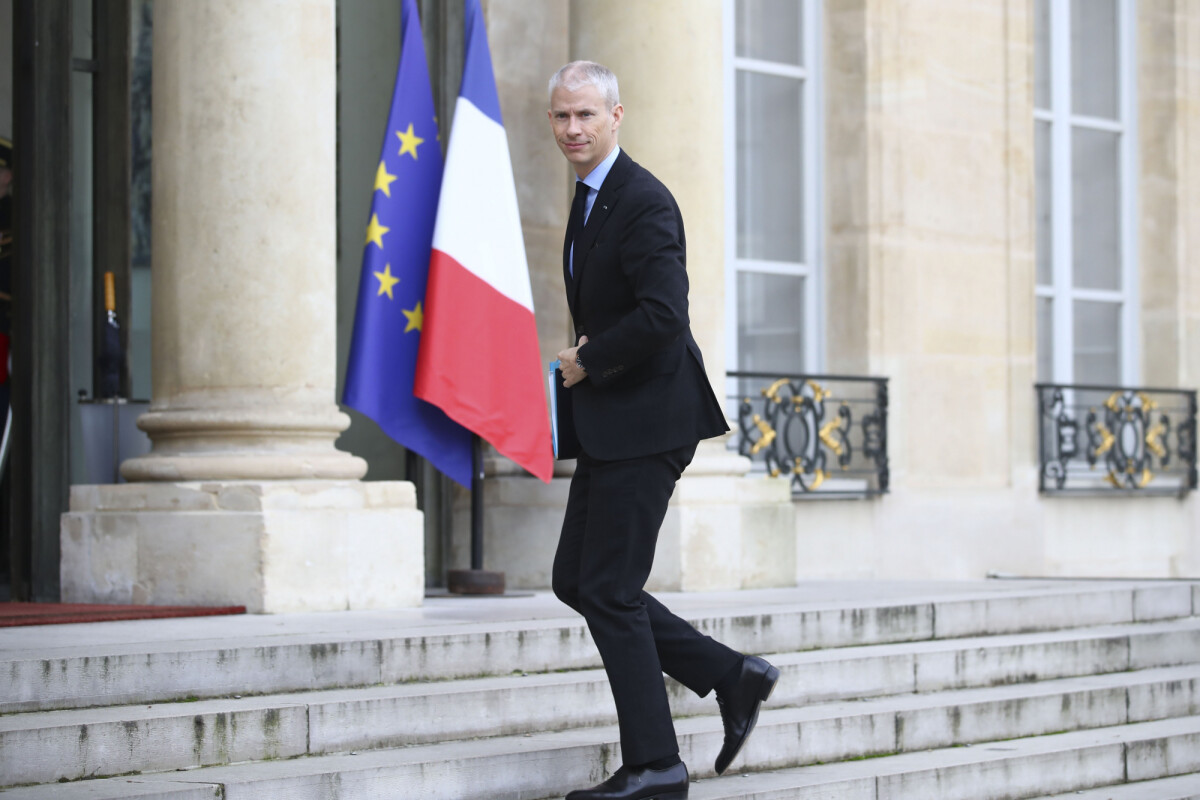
[{"xmin": 446, "ymin": 569, "xmax": 505, "ymax": 595}]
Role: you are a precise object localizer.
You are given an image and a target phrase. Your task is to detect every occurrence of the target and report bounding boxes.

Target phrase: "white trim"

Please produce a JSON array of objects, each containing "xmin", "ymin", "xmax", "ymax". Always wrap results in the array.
[
  {"xmin": 804, "ymin": 0, "xmax": 825, "ymax": 373},
  {"xmin": 736, "ymin": 258, "xmax": 811, "ymax": 277},
  {"xmin": 1071, "ymin": 287, "xmax": 1127, "ymax": 304},
  {"xmin": 723, "ymin": 0, "xmax": 738, "ymax": 402},
  {"xmin": 1037, "ymin": 0, "xmax": 1136, "ymax": 386},
  {"xmin": 732, "ymin": 57, "xmax": 808, "ymax": 80},
  {"xmin": 1118, "ymin": 0, "xmax": 1139, "ymax": 386},
  {"xmin": 1049, "ymin": 0, "xmax": 1073, "ymax": 382},
  {"xmin": 1070, "ymin": 114, "xmax": 1125, "ymax": 133},
  {"xmin": 724, "ymin": 0, "xmax": 823, "ymax": 381},
  {"xmin": 1037, "ymin": 286, "xmax": 1125, "ymax": 304}
]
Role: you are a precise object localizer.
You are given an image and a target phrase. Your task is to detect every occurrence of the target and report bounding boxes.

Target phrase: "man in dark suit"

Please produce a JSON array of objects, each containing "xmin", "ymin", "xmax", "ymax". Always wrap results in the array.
[{"xmin": 548, "ymin": 61, "xmax": 779, "ymax": 800}]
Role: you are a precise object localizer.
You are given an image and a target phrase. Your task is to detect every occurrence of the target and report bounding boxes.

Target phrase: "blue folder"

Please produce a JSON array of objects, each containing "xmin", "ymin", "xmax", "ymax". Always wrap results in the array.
[{"xmin": 548, "ymin": 360, "xmax": 580, "ymax": 460}]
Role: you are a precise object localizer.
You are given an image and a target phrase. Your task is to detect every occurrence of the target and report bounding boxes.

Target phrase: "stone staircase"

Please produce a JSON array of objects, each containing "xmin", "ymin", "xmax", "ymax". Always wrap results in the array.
[{"xmin": 1, "ymin": 580, "xmax": 1198, "ymax": 799}]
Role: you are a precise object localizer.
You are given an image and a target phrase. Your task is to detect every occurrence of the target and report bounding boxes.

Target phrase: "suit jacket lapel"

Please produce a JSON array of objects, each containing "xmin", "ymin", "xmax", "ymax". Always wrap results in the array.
[
  {"xmin": 562, "ymin": 219, "xmax": 574, "ymax": 315},
  {"xmin": 569, "ymin": 150, "xmax": 632, "ymax": 313}
]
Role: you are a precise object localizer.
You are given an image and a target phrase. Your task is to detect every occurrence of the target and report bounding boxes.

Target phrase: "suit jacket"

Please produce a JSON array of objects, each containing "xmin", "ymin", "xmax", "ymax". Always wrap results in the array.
[{"xmin": 564, "ymin": 149, "xmax": 728, "ymax": 461}]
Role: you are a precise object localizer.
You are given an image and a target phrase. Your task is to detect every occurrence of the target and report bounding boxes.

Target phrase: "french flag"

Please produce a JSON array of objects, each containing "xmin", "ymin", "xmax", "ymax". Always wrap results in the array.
[{"xmin": 414, "ymin": 0, "xmax": 553, "ymax": 483}]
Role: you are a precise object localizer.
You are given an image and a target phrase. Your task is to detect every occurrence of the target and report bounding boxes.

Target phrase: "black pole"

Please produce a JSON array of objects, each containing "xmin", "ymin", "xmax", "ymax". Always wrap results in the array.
[
  {"xmin": 446, "ymin": 435, "xmax": 504, "ymax": 594},
  {"xmin": 404, "ymin": 448, "xmax": 423, "ymax": 511},
  {"xmin": 470, "ymin": 433, "xmax": 483, "ymax": 570}
]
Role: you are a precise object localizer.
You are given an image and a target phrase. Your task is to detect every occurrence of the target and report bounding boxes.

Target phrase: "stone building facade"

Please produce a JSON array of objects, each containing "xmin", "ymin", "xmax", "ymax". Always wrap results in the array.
[
  {"xmin": 441, "ymin": 0, "xmax": 1200, "ymax": 589},
  {"xmin": 8, "ymin": 0, "xmax": 1195, "ymax": 610}
]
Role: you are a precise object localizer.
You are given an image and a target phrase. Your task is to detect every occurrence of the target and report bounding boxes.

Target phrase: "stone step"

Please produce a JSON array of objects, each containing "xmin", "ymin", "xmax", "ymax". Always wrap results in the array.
[
  {"xmin": 298, "ymin": 617, "xmax": 1200, "ymax": 754},
  {"xmin": 0, "ymin": 783, "xmax": 223, "ymax": 800},
  {"xmin": 3, "ymin": 582, "xmax": 1194, "ymax": 714},
  {"xmin": 684, "ymin": 717, "xmax": 1200, "ymax": 800},
  {"xmin": 725, "ymin": 665, "xmax": 1200, "ymax": 771},
  {"xmin": 3, "ymin": 715, "xmax": 1199, "ymax": 800},
  {"xmin": 4, "ymin": 614, "xmax": 1199, "ymax": 779},
  {"xmin": 5, "ymin": 663, "xmax": 1198, "ymax": 789},
  {"xmin": 1028, "ymin": 772, "xmax": 1200, "ymax": 799}
]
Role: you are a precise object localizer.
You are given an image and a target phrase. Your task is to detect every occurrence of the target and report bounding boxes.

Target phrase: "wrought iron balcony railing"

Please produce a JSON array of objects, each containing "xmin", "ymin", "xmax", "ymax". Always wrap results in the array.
[
  {"xmin": 1036, "ymin": 383, "xmax": 1198, "ymax": 496},
  {"xmin": 727, "ymin": 372, "xmax": 889, "ymax": 497}
]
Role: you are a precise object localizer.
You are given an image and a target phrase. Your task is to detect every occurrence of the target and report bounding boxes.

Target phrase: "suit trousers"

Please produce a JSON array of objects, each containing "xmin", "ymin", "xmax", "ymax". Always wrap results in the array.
[{"xmin": 552, "ymin": 441, "xmax": 742, "ymax": 766}]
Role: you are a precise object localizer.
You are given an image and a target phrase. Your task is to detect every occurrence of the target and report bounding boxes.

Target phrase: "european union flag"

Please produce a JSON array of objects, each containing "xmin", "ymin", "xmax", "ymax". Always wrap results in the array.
[{"xmin": 343, "ymin": 0, "xmax": 473, "ymax": 487}]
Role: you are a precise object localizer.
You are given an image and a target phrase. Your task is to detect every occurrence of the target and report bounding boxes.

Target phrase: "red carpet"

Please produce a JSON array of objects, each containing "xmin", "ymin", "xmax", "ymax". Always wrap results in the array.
[{"xmin": 0, "ymin": 602, "xmax": 247, "ymax": 627}]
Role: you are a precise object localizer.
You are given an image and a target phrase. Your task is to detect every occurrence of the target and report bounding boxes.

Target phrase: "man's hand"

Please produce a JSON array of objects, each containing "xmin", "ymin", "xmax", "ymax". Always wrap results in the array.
[{"xmin": 558, "ymin": 335, "xmax": 589, "ymax": 388}]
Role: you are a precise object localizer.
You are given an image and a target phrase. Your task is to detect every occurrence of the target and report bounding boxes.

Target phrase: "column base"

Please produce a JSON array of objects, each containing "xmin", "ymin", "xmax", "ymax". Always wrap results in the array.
[
  {"xmin": 452, "ymin": 441, "xmax": 795, "ymax": 592},
  {"xmin": 61, "ymin": 480, "xmax": 424, "ymax": 613},
  {"xmin": 120, "ymin": 407, "xmax": 369, "ymax": 482}
]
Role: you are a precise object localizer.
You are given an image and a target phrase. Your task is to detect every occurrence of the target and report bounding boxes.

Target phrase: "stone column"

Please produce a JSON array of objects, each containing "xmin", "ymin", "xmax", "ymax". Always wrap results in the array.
[
  {"xmin": 126, "ymin": 0, "xmax": 362, "ymax": 482},
  {"xmin": 566, "ymin": 0, "xmax": 794, "ymax": 591},
  {"xmin": 60, "ymin": 0, "xmax": 424, "ymax": 612},
  {"xmin": 570, "ymin": 0, "xmax": 726, "ymax": 390}
]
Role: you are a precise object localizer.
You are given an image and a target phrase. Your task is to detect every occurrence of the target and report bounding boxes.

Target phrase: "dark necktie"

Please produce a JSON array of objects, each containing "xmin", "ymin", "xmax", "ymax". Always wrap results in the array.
[{"xmin": 568, "ymin": 180, "xmax": 588, "ymax": 277}]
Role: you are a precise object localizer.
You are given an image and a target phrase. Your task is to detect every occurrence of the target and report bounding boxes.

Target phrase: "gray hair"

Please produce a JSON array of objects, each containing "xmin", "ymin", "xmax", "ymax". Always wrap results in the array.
[{"xmin": 548, "ymin": 61, "xmax": 620, "ymax": 109}]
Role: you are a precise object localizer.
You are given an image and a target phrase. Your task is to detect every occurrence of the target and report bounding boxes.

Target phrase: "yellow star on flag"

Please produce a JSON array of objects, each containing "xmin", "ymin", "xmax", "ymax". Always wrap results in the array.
[
  {"xmin": 365, "ymin": 213, "xmax": 390, "ymax": 249},
  {"xmin": 374, "ymin": 264, "xmax": 400, "ymax": 300},
  {"xmin": 374, "ymin": 161, "xmax": 398, "ymax": 197},
  {"xmin": 402, "ymin": 301, "xmax": 424, "ymax": 333},
  {"xmin": 396, "ymin": 123, "xmax": 424, "ymax": 160}
]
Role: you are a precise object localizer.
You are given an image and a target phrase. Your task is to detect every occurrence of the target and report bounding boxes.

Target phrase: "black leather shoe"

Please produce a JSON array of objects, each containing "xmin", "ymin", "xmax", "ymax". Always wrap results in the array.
[
  {"xmin": 564, "ymin": 761, "xmax": 688, "ymax": 800},
  {"xmin": 714, "ymin": 655, "xmax": 780, "ymax": 775}
]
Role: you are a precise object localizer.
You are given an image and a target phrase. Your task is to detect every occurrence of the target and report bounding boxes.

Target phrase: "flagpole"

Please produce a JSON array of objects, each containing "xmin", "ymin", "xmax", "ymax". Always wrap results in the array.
[
  {"xmin": 446, "ymin": 434, "xmax": 506, "ymax": 594},
  {"xmin": 470, "ymin": 434, "xmax": 484, "ymax": 570}
]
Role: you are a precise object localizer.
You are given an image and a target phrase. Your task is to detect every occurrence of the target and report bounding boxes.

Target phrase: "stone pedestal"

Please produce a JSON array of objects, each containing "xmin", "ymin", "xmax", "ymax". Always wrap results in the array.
[
  {"xmin": 60, "ymin": 0, "xmax": 424, "ymax": 611},
  {"xmin": 61, "ymin": 482, "xmax": 423, "ymax": 613}
]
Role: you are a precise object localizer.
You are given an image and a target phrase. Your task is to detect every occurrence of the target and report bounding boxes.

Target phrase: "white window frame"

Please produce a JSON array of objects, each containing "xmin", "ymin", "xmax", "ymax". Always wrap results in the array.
[
  {"xmin": 1035, "ymin": 0, "xmax": 1139, "ymax": 387},
  {"xmin": 723, "ymin": 0, "xmax": 824, "ymax": 398}
]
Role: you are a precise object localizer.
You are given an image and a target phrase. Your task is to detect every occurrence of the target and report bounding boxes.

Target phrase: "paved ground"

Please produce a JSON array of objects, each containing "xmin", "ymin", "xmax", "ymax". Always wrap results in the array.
[{"xmin": 2, "ymin": 577, "xmax": 1184, "ymax": 656}]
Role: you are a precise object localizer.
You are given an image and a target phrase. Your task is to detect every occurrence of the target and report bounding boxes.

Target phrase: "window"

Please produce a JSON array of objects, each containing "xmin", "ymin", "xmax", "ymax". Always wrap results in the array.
[
  {"xmin": 1035, "ymin": 0, "xmax": 1137, "ymax": 386},
  {"xmin": 724, "ymin": 0, "xmax": 822, "ymax": 392}
]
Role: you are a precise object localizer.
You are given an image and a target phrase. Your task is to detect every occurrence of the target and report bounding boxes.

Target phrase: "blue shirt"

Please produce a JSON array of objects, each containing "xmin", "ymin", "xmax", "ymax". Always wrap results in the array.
[{"xmin": 570, "ymin": 145, "xmax": 621, "ymax": 276}]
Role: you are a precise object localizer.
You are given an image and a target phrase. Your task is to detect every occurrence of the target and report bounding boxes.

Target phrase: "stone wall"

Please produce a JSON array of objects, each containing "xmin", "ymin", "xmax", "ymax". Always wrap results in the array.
[
  {"xmin": 465, "ymin": 0, "xmax": 1200, "ymax": 586},
  {"xmin": 800, "ymin": 0, "xmax": 1197, "ymax": 581}
]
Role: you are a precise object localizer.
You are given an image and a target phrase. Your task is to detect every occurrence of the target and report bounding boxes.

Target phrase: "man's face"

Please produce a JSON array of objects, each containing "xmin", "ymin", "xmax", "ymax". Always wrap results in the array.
[{"xmin": 548, "ymin": 82, "xmax": 623, "ymax": 179}]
